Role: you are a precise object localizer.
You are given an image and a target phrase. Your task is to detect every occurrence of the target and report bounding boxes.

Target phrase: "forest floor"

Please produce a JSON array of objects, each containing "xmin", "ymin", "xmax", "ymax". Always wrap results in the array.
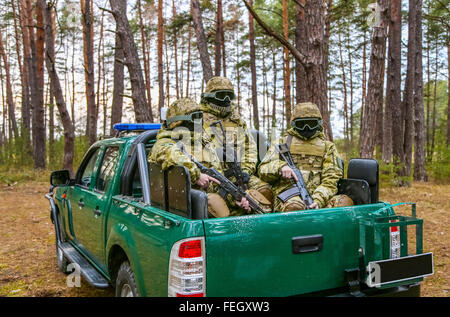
[{"xmin": 0, "ymin": 180, "xmax": 448, "ymax": 297}]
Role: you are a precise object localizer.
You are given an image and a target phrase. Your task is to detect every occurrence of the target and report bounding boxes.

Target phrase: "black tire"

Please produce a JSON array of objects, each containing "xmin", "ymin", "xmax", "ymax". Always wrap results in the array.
[
  {"xmin": 115, "ymin": 261, "xmax": 139, "ymax": 297},
  {"xmin": 55, "ymin": 212, "xmax": 70, "ymax": 274}
]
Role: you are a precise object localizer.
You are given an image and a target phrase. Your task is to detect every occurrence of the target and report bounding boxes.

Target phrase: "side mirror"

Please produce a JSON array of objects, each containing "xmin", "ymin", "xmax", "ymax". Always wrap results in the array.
[{"xmin": 50, "ymin": 170, "xmax": 71, "ymax": 187}]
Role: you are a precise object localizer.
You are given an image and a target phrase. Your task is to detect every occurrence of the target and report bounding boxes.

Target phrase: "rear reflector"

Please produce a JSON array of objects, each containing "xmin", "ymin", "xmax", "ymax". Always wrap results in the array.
[{"xmin": 390, "ymin": 220, "xmax": 401, "ymax": 259}]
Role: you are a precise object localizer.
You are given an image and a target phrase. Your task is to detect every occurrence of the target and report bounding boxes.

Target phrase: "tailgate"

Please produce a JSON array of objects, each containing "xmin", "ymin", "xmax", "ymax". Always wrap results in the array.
[{"xmin": 203, "ymin": 203, "xmax": 388, "ymax": 297}]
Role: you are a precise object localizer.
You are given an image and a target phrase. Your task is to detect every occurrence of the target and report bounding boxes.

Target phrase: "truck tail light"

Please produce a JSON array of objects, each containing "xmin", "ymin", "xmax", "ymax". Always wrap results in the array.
[
  {"xmin": 168, "ymin": 237, "xmax": 206, "ymax": 297},
  {"xmin": 390, "ymin": 220, "xmax": 401, "ymax": 259}
]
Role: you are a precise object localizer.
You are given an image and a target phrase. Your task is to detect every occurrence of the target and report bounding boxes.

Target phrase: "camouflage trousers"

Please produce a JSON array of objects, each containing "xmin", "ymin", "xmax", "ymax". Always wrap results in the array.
[
  {"xmin": 206, "ymin": 175, "xmax": 273, "ymax": 218},
  {"xmin": 274, "ymin": 194, "xmax": 354, "ymax": 212}
]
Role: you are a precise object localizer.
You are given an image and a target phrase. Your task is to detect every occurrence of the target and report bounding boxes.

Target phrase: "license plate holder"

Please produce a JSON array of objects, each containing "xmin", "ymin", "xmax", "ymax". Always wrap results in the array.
[{"xmin": 366, "ymin": 252, "xmax": 433, "ymax": 287}]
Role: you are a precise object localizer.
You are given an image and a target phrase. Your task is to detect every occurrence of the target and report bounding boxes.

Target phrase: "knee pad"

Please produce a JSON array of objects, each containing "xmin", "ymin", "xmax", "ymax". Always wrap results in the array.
[
  {"xmin": 207, "ymin": 193, "xmax": 230, "ymax": 218},
  {"xmin": 327, "ymin": 195, "xmax": 354, "ymax": 208},
  {"xmin": 277, "ymin": 197, "xmax": 305, "ymax": 212},
  {"xmin": 246, "ymin": 189, "xmax": 272, "ymax": 213}
]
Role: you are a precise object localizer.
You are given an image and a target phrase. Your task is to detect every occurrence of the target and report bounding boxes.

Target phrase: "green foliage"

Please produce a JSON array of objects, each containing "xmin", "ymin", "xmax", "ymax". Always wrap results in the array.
[
  {"xmin": 0, "ymin": 167, "xmax": 49, "ymax": 185},
  {"xmin": 0, "ymin": 132, "xmax": 90, "ymax": 183},
  {"xmin": 427, "ymin": 144, "xmax": 450, "ymax": 183}
]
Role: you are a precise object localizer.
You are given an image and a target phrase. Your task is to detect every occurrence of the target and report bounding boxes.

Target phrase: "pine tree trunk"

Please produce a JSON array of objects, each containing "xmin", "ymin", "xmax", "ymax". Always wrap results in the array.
[
  {"xmin": 447, "ymin": 42, "xmax": 450, "ymax": 147},
  {"xmin": 38, "ymin": 0, "xmax": 74, "ymax": 174},
  {"xmin": 413, "ymin": 0, "xmax": 427, "ymax": 181},
  {"xmin": 244, "ymin": 0, "xmax": 332, "ymax": 139},
  {"xmin": 18, "ymin": 0, "xmax": 31, "ymax": 133},
  {"xmin": 387, "ymin": 0, "xmax": 405, "ymax": 174},
  {"xmin": 249, "ymin": 0, "xmax": 259, "ymax": 130},
  {"xmin": 33, "ymin": 2, "xmax": 46, "ymax": 169},
  {"xmin": 402, "ymin": 0, "xmax": 416, "ymax": 178},
  {"xmin": 185, "ymin": 26, "xmax": 192, "ymax": 98},
  {"xmin": 282, "ymin": 0, "xmax": 291, "ymax": 127},
  {"xmin": 110, "ymin": 0, "xmax": 125, "ymax": 135},
  {"xmin": 0, "ymin": 28, "xmax": 19, "ymax": 139},
  {"xmin": 214, "ymin": 0, "xmax": 223, "ymax": 76},
  {"xmin": 295, "ymin": 0, "xmax": 308, "ymax": 103},
  {"xmin": 109, "ymin": 0, "xmax": 151, "ymax": 123},
  {"xmin": 271, "ymin": 47, "xmax": 277, "ymax": 135},
  {"xmin": 137, "ymin": 0, "xmax": 153, "ymax": 120},
  {"xmin": 191, "ymin": 0, "xmax": 213, "ymax": 82},
  {"xmin": 157, "ymin": 0, "xmax": 164, "ymax": 114},
  {"xmin": 360, "ymin": 0, "xmax": 389, "ymax": 158},
  {"xmin": 81, "ymin": 0, "xmax": 97, "ymax": 145}
]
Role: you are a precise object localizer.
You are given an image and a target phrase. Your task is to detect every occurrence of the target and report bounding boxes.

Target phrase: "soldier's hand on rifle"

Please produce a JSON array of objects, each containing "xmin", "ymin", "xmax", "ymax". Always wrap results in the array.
[
  {"xmin": 280, "ymin": 165, "xmax": 298, "ymax": 181},
  {"xmin": 236, "ymin": 197, "xmax": 251, "ymax": 212},
  {"xmin": 196, "ymin": 173, "xmax": 220, "ymax": 189},
  {"xmin": 309, "ymin": 202, "xmax": 319, "ymax": 209}
]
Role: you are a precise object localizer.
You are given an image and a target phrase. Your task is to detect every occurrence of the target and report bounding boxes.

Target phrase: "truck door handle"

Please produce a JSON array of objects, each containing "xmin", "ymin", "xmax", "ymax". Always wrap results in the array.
[
  {"xmin": 93, "ymin": 208, "xmax": 102, "ymax": 217},
  {"xmin": 292, "ymin": 234, "xmax": 323, "ymax": 254}
]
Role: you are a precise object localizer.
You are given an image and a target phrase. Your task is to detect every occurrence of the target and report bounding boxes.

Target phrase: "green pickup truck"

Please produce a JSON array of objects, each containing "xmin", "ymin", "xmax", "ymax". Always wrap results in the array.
[{"xmin": 46, "ymin": 123, "xmax": 433, "ymax": 297}]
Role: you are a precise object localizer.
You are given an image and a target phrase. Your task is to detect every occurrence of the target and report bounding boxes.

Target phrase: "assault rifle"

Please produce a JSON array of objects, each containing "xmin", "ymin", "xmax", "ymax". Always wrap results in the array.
[
  {"xmin": 276, "ymin": 143, "xmax": 315, "ymax": 209},
  {"xmin": 177, "ymin": 142, "xmax": 267, "ymax": 215},
  {"xmin": 209, "ymin": 121, "xmax": 250, "ymax": 191}
]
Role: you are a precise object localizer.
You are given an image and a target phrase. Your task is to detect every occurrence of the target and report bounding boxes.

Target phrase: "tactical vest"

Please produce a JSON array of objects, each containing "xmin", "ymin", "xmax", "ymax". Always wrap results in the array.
[{"xmin": 282, "ymin": 133, "xmax": 327, "ymax": 193}]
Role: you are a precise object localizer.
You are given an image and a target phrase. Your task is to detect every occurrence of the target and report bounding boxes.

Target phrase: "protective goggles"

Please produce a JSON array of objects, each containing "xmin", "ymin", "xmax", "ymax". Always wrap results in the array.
[
  {"xmin": 166, "ymin": 111, "xmax": 203, "ymax": 127},
  {"xmin": 202, "ymin": 90, "xmax": 235, "ymax": 102},
  {"xmin": 291, "ymin": 118, "xmax": 323, "ymax": 131}
]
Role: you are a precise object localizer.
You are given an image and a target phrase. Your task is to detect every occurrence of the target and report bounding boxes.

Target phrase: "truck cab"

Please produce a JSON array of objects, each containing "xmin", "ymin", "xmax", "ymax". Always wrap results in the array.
[{"xmin": 46, "ymin": 124, "xmax": 433, "ymax": 297}]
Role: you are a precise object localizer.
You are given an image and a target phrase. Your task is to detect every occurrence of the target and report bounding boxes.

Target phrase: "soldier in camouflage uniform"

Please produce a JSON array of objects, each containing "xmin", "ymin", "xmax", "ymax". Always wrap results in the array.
[
  {"xmin": 258, "ymin": 102, "xmax": 353, "ymax": 212},
  {"xmin": 148, "ymin": 98, "xmax": 251, "ymax": 218},
  {"xmin": 200, "ymin": 77, "xmax": 272, "ymax": 216}
]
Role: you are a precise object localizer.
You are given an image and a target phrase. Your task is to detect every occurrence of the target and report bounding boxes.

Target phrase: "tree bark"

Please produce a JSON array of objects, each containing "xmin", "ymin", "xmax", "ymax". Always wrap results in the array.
[
  {"xmin": 157, "ymin": 0, "xmax": 164, "ymax": 115},
  {"xmin": 110, "ymin": 0, "xmax": 125, "ymax": 135},
  {"xmin": 185, "ymin": 26, "xmax": 192, "ymax": 98},
  {"xmin": 138, "ymin": 0, "xmax": 153, "ymax": 120},
  {"xmin": 413, "ymin": 0, "xmax": 427, "ymax": 181},
  {"xmin": 360, "ymin": 0, "xmax": 389, "ymax": 159},
  {"xmin": 245, "ymin": 0, "xmax": 332, "ymax": 139},
  {"xmin": 81, "ymin": 0, "xmax": 97, "ymax": 145},
  {"xmin": 191, "ymin": 0, "xmax": 213, "ymax": 82},
  {"xmin": 108, "ymin": 0, "xmax": 151, "ymax": 123},
  {"xmin": 282, "ymin": 0, "xmax": 291, "ymax": 127},
  {"xmin": 402, "ymin": 0, "xmax": 416, "ymax": 178},
  {"xmin": 33, "ymin": 1, "xmax": 46, "ymax": 169},
  {"xmin": 0, "ymin": 28, "xmax": 19, "ymax": 139},
  {"xmin": 18, "ymin": 0, "xmax": 31, "ymax": 133},
  {"xmin": 249, "ymin": 0, "xmax": 259, "ymax": 130},
  {"xmin": 447, "ymin": 42, "xmax": 450, "ymax": 147},
  {"xmin": 386, "ymin": 0, "xmax": 405, "ymax": 173},
  {"xmin": 38, "ymin": 0, "xmax": 75, "ymax": 174},
  {"xmin": 214, "ymin": 0, "xmax": 223, "ymax": 76},
  {"xmin": 295, "ymin": 0, "xmax": 309, "ymax": 103}
]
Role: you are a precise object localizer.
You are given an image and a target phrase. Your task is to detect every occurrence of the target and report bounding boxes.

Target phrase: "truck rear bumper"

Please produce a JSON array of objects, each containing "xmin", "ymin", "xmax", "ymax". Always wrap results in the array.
[{"xmin": 297, "ymin": 282, "xmax": 421, "ymax": 297}]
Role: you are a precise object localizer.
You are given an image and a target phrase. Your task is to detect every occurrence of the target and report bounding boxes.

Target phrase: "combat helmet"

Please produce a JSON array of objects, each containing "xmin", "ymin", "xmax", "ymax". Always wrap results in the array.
[
  {"xmin": 201, "ymin": 77, "xmax": 235, "ymax": 116},
  {"xmin": 165, "ymin": 98, "xmax": 203, "ymax": 130},
  {"xmin": 290, "ymin": 102, "xmax": 323, "ymax": 139}
]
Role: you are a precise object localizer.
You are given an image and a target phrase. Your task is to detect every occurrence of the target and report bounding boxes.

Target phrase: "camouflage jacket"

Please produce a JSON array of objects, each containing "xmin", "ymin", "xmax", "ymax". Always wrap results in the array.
[
  {"xmin": 200, "ymin": 102, "xmax": 259, "ymax": 176},
  {"xmin": 148, "ymin": 127, "xmax": 222, "ymax": 191},
  {"xmin": 258, "ymin": 127, "xmax": 343, "ymax": 208}
]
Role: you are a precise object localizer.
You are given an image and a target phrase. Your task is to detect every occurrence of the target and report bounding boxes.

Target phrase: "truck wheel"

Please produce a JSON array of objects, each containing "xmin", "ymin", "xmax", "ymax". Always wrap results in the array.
[
  {"xmin": 115, "ymin": 261, "xmax": 139, "ymax": 297},
  {"xmin": 55, "ymin": 213, "xmax": 69, "ymax": 274}
]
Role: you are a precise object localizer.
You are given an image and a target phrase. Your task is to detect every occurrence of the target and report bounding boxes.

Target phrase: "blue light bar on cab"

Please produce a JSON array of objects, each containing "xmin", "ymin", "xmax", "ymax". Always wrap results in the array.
[{"xmin": 114, "ymin": 123, "xmax": 162, "ymax": 132}]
